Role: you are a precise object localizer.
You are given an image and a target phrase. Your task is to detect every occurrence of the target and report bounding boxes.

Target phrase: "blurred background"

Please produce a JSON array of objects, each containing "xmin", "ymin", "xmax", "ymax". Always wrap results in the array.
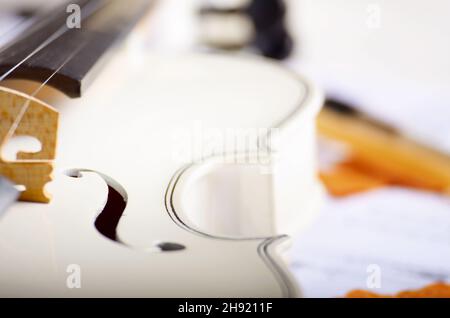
[{"xmin": 1, "ymin": 0, "xmax": 449, "ymax": 297}]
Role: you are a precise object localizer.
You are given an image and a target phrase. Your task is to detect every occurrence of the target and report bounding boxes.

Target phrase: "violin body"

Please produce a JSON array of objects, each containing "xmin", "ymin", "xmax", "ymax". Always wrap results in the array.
[{"xmin": 0, "ymin": 1, "xmax": 323, "ymax": 297}]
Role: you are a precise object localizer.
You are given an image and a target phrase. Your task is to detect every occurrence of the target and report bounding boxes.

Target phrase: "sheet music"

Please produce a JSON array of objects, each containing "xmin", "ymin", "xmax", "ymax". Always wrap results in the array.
[{"xmin": 290, "ymin": 187, "xmax": 450, "ymax": 297}]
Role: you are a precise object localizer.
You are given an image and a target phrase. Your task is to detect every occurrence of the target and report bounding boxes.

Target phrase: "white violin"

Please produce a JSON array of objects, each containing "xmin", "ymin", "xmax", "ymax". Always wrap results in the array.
[{"xmin": 0, "ymin": 0, "xmax": 322, "ymax": 297}]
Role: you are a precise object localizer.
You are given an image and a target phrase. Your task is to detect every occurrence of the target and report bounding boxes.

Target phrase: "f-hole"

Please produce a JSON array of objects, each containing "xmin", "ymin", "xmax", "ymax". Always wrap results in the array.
[
  {"xmin": 67, "ymin": 170, "xmax": 185, "ymax": 252},
  {"xmin": 95, "ymin": 185, "xmax": 126, "ymax": 242},
  {"xmin": 67, "ymin": 170, "xmax": 127, "ymax": 243}
]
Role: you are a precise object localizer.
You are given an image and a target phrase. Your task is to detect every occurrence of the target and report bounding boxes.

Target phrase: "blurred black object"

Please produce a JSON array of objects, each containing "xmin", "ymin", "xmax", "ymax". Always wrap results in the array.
[
  {"xmin": 247, "ymin": 0, "xmax": 293, "ymax": 60},
  {"xmin": 325, "ymin": 98, "xmax": 398, "ymax": 134},
  {"xmin": 199, "ymin": 0, "xmax": 293, "ymax": 60},
  {"xmin": 325, "ymin": 99, "xmax": 358, "ymax": 115}
]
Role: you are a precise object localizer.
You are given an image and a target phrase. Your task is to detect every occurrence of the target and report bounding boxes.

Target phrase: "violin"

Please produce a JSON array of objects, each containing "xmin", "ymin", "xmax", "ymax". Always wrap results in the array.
[{"xmin": 0, "ymin": 0, "xmax": 322, "ymax": 297}]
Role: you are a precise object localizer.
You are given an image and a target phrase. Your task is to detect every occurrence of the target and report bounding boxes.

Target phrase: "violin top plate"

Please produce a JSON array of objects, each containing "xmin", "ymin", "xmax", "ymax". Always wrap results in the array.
[{"xmin": 0, "ymin": 51, "xmax": 323, "ymax": 297}]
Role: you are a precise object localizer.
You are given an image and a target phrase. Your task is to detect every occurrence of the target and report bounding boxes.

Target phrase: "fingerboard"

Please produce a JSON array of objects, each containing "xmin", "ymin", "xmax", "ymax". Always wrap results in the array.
[{"xmin": 0, "ymin": 0, "xmax": 153, "ymax": 98}]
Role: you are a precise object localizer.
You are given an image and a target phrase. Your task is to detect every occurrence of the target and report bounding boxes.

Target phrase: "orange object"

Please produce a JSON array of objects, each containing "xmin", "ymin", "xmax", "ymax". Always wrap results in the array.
[
  {"xmin": 319, "ymin": 153, "xmax": 448, "ymax": 197},
  {"xmin": 319, "ymin": 164, "xmax": 386, "ymax": 196},
  {"xmin": 317, "ymin": 108, "xmax": 450, "ymax": 196},
  {"xmin": 346, "ymin": 282, "xmax": 450, "ymax": 298}
]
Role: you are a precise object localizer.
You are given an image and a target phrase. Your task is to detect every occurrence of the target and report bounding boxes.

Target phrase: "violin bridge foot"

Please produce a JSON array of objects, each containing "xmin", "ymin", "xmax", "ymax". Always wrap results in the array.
[{"xmin": 0, "ymin": 162, "xmax": 53, "ymax": 203}]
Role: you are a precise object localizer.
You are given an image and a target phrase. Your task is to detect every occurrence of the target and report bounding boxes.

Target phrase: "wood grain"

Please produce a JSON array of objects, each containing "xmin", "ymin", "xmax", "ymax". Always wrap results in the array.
[{"xmin": 0, "ymin": 87, "xmax": 58, "ymax": 203}]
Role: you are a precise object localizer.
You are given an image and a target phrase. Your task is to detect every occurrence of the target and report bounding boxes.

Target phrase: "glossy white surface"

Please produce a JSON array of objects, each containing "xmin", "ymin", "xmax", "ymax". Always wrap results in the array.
[{"xmin": 0, "ymin": 51, "xmax": 322, "ymax": 297}]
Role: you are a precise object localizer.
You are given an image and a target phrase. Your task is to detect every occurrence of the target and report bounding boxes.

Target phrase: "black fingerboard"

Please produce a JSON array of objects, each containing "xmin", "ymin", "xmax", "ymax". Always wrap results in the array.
[{"xmin": 0, "ymin": 0, "xmax": 153, "ymax": 98}]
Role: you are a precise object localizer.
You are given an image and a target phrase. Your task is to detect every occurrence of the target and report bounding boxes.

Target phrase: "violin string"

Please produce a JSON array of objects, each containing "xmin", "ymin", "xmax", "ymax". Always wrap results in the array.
[
  {"xmin": 0, "ymin": 27, "xmax": 70, "ymax": 83},
  {"xmin": 0, "ymin": 0, "xmax": 105, "ymax": 82},
  {"xmin": 5, "ymin": 42, "xmax": 88, "ymax": 159},
  {"xmin": 0, "ymin": 1, "xmax": 90, "ymax": 58},
  {"xmin": 0, "ymin": 0, "xmax": 72, "ymax": 41},
  {"xmin": 2, "ymin": 0, "xmax": 107, "ymax": 155}
]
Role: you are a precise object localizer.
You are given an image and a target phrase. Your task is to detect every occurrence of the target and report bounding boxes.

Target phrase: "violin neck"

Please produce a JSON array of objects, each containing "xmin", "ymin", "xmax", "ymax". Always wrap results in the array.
[{"xmin": 0, "ymin": 0, "xmax": 153, "ymax": 98}]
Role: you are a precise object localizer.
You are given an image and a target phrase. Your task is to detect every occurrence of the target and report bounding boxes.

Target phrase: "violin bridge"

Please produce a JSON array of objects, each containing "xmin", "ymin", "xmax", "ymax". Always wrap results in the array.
[{"xmin": 0, "ymin": 87, "xmax": 59, "ymax": 203}]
